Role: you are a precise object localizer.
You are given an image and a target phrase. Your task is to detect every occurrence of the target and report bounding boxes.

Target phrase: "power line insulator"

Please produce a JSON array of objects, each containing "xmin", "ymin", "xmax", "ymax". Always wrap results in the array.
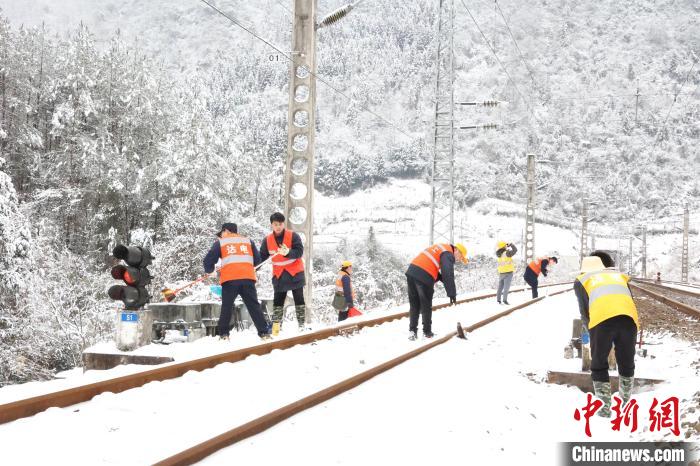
[{"xmin": 317, "ymin": 4, "xmax": 354, "ymax": 29}]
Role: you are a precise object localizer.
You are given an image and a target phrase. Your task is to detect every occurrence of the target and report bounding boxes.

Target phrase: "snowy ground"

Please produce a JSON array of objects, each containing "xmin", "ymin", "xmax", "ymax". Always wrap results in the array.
[{"xmin": 1, "ymin": 284, "xmax": 697, "ymax": 465}]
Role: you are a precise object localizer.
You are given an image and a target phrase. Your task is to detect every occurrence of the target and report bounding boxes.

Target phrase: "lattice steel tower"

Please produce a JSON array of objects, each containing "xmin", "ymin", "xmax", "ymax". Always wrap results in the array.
[{"xmin": 429, "ymin": 0, "xmax": 455, "ymax": 244}]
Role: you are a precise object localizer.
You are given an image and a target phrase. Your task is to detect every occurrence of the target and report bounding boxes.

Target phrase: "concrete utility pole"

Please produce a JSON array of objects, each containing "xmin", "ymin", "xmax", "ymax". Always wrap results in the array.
[
  {"xmin": 285, "ymin": 0, "xmax": 317, "ymax": 323},
  {"xmin": 524, "ymin": 153, "xmax": 536, "ymax": 265},
  {"xmin": 682, "ymin": 204, "xmax": 689, "ymax": 283},
  {"xmin": 429, "ymin": 0, "xmax": 455, "ymax": 244},
  {"xmin": 642, "ymin": 225, "xmax": 647, "ymax": 278},
  {"xmin": 628, "ymin": 235, "xmax": 633, "ymax": 275},
  {"xmin": 580, "ymin": 198, "xmax": 588, "ymax": 265}
]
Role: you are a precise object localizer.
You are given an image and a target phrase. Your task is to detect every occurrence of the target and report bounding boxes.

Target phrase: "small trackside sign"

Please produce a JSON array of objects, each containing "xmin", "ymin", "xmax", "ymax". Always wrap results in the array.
[{"xmin": 121, "ymin": 312, "xmax": 139, "ymax": 322}]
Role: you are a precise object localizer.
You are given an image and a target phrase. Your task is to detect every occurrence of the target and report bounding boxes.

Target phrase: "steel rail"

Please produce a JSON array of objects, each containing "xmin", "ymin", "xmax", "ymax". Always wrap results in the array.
[
  {"xmin": 0, "ymin": 282, "xmax": 570, "ymax": 425},
  {"xmin": 629, "ymin": 283, "xmax": 700, "ymax": 320},
  {"xmin": 154, "ymin": 287, "xmax": 572, "ymax": 466},
  {"xmin": 630, "ymin": 279, "xmax": 700, "ymax": 299}
]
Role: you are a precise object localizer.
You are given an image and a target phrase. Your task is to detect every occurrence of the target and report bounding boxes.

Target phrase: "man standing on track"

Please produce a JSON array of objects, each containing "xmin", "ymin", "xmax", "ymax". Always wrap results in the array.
[
  {"xmin": 203, "ymin": 222, "xmax": 271, "ymax": 340},
  {"xmin": 496, "ymin": 241, "xmax": 517, "ymax": 304},
  {"xmin": 523, "ymin": 256, "xmax": 558, "ymax": 298},
  {"xmin": 574, "ymin": 251, "xmax": 638, "ymax": 417},
  {"xmin": 405, "ymin": 242, "xmax": 468, "ymax": 340},
  {"xmin": 260, "ymin": 212, "xmax": 306, "ymax": 335}
]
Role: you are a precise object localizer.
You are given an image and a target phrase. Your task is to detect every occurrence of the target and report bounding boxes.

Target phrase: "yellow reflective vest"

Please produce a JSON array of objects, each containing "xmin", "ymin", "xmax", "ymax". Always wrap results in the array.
[
  {"xmin": 497, "ymin": 254, "xmax": 514, "ymax": 273},
  {"xmin": 576, "ymin": 270, "xmax": 639, "ymax": 330}
]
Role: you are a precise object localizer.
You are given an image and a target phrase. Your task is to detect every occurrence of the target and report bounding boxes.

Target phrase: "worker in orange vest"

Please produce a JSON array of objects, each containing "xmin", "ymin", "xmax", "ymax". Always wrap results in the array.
[
  {"xmin": 260, "ymin": 212, "xmax": 306, "ymax": 335},
  {"xmin": 405, "ymin": 243, "xmax": 468, "ymax": 340},
  {"xmin": 203, "ymin": 223, "xmax": 271, "ymax": 340},
  {"xmin": 335, "ymin": 260, "xmax": 361, "ymax": 321},
  {"xmin": 523, "ymin": 256, "xmax": 558, "ymax": 298}
]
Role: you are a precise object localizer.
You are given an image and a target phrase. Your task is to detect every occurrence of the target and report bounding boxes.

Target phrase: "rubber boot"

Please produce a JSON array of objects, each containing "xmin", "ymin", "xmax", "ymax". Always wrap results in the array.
[
  {"xmin": 271, "ymin": 306, "xmax": 284, "ymax": 336},
  {"xmin": 593, "ymin": 381, "xmax": 611, "ymax": 417},
  {"xmin": 295, "ymin": 305, "xmax": 306, "ymax": 330},
  {"xmin": 619, "ymin": 376, "xmax": 634, "ymax": 405}
]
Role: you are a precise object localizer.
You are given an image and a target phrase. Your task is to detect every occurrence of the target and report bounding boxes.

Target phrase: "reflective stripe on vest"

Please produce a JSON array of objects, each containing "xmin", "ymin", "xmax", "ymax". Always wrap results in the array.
[
  {"xmin": 497, "ymin": 254, "xmax": 514, "ymax": 273},
  {"xmin": 410, "ymin": 243, "xmax": 450, "ymax": 281},
  {"xmin": 266, "ymin": 230, "xmax": 304, "ymax": 279},
  {"xmin": 579, "ymin": 270, "xmax": 639, "ymax": 329},
  {"xmin": 219, "ymin": 236, "xmax": 256, "ymax": 283}
]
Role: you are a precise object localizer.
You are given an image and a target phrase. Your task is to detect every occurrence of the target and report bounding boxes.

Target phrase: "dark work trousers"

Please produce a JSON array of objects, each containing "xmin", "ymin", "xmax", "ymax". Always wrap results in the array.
[
  {"xmin": 523, "ymin": 268, "xmax": 539, "ymax": 298},
  {"xmin": 219, "ymin": 280, "xmax": 269, "ymax": 337},
  {"xmin": 338, "ymin": 310, "xmax": 349, "ymax": 322},
  {"xmin": 407, "ymin": 276, "xmax": 435, "ymax": 334},
  {"xmin": 589, "ymin": 315, "xmax": 637, "ymax": 382},
  {"xmin": 273, "ymin": 287, "xmax": 305, "ymax": 307}
]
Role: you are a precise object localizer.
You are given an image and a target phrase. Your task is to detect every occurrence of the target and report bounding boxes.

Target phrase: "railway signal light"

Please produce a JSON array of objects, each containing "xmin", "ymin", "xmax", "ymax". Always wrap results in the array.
[{"xmin": 108, "ymin": 244, "xmax": 153, "ymax": 310}]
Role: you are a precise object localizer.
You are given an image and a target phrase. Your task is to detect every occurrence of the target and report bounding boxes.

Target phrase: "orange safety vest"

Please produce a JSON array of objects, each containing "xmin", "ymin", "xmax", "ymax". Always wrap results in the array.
[
  {"xmin": 528, "ymin": 257, "xmax": 548, "ymax": 275},
  {"xmin": 410, "ymin": 243, "xmax": 453, "ymax": 281},
  {"xmin": 335, "ymin": 271, "xmax": 357, "ymax": 300},
  {"xmin": 219, "ymin": 235, "xmax": 256, "ymax": 283},
  {"xmin": 266, "ymin": 230, "xmax": 304, "ymax": 279}
]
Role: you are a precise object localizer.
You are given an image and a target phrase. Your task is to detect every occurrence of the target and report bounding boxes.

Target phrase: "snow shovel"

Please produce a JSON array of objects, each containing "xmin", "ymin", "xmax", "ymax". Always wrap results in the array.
[{"xmin": 161, "ymin": 273, "xmax": 213, "ymax": 302}]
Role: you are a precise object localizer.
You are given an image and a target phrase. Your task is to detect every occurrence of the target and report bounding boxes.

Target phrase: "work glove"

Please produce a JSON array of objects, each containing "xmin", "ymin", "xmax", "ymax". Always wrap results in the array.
[
  {"xmin": 449, "ymin": 296, "xmax": 457, "ymax": 306},
  {"xmin": 278, "ymin": 244, "xmax": 290, "ymax": 256}
]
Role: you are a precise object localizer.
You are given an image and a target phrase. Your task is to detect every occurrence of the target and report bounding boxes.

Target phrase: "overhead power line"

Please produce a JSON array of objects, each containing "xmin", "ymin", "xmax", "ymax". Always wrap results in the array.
[
  {"xmin": 493, "ymin": 0, "xmax": 537, "ymax": 88},
  {"xmin": 457, "ymin": 0, "xmax": 537, "ymax": 122},
  {"xmin": 199, "ymin": 0, "xmax": 417, "ymax": 141}
]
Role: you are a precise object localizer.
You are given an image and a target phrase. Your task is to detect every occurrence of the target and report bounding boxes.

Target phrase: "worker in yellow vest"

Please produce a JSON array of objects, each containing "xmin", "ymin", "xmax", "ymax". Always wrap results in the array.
[
  {"xmin": 495, "ymin": 241, "xmax": 517, "ymax": 304},
  {"xmin": 574, "ymin": 251, "xmax": 639, "ymax": 417}
]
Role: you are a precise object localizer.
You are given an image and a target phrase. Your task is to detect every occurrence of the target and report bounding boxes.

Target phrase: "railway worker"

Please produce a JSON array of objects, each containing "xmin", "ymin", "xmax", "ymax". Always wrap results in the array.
[
  {"xmin": 523, "ymin": 255, "xmax": 558, "ymax": 298},
  {"xmin": 334, "ymin": 260, "xmax": 361, "ymax": 321},
  {"xmin": 260, "ymin": 212, "xmax": 306, "ymax": 335},
  {"xmin": 496, "ymin": 241, "xmax": 518, "ymax": 304},
  {"xmin": 203, "ymin": 222, "xmax": 272, "ymax": 340},
  {"xmin": 405, "ymin": 242, "xmax": 468, "ymax": 340},
  {"xmin": 574, "ymin": 251, "xmax": 638, "ymax": 417}
]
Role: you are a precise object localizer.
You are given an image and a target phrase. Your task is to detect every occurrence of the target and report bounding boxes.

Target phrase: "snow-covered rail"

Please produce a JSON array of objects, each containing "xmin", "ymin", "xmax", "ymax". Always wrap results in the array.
[
  {"xmin": 629, "ymin": 282, "xmax": 700, "ymax": 320},
  {"xmin": 0, "ymin": 282, "xmax": 571, "ymax": 425},
  {"xmin": 154, "ymin": 288, "xmax": 573, "ymax": 466}
]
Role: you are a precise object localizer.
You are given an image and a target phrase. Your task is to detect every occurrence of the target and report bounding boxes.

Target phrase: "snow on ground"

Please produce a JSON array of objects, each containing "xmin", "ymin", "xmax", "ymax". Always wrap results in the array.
[
  {"xmin": 1, "ymin": 284, "xmax": 697, "ymax": 465},
  {"xmin": 205, "ymin": 292, "xmax": 700, "ymax": 466},
  {"xmin": 0, "ymin": 285, "xmax": 572, "ymax": 465}
]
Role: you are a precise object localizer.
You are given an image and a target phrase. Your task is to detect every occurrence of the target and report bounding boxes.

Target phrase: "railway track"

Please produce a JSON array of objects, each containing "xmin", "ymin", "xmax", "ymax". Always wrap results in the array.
[
  {"xmin": 629, "ymin": 280, "xmax": 700, "ymax": 320},
  {"xmin": 154, "ymin": 287, "xmax": 573, "ymax": 466},
  {"xmin": 0, "ymin": 282, "xmax": 569, "ymax": 425}
]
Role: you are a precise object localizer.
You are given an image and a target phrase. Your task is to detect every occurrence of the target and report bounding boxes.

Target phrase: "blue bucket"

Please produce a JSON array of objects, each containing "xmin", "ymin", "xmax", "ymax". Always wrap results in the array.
[{"xmin": 210, "ymin": 285, "xmax": 222, "ymax": 297}]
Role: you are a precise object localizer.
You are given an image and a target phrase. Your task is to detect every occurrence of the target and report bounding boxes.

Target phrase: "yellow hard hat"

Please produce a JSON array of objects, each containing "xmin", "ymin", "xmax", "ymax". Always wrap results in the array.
[
  {"xmin": 497, "ymin": 241, "xmax": 507, "ymax": 249},
  {"xmin": 341, "ymin": 260, "xmax": 352, "ymax": 268},
  {"xmin": 454, "ymin": 243, "xmax": 468, "ymax": 263}
]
